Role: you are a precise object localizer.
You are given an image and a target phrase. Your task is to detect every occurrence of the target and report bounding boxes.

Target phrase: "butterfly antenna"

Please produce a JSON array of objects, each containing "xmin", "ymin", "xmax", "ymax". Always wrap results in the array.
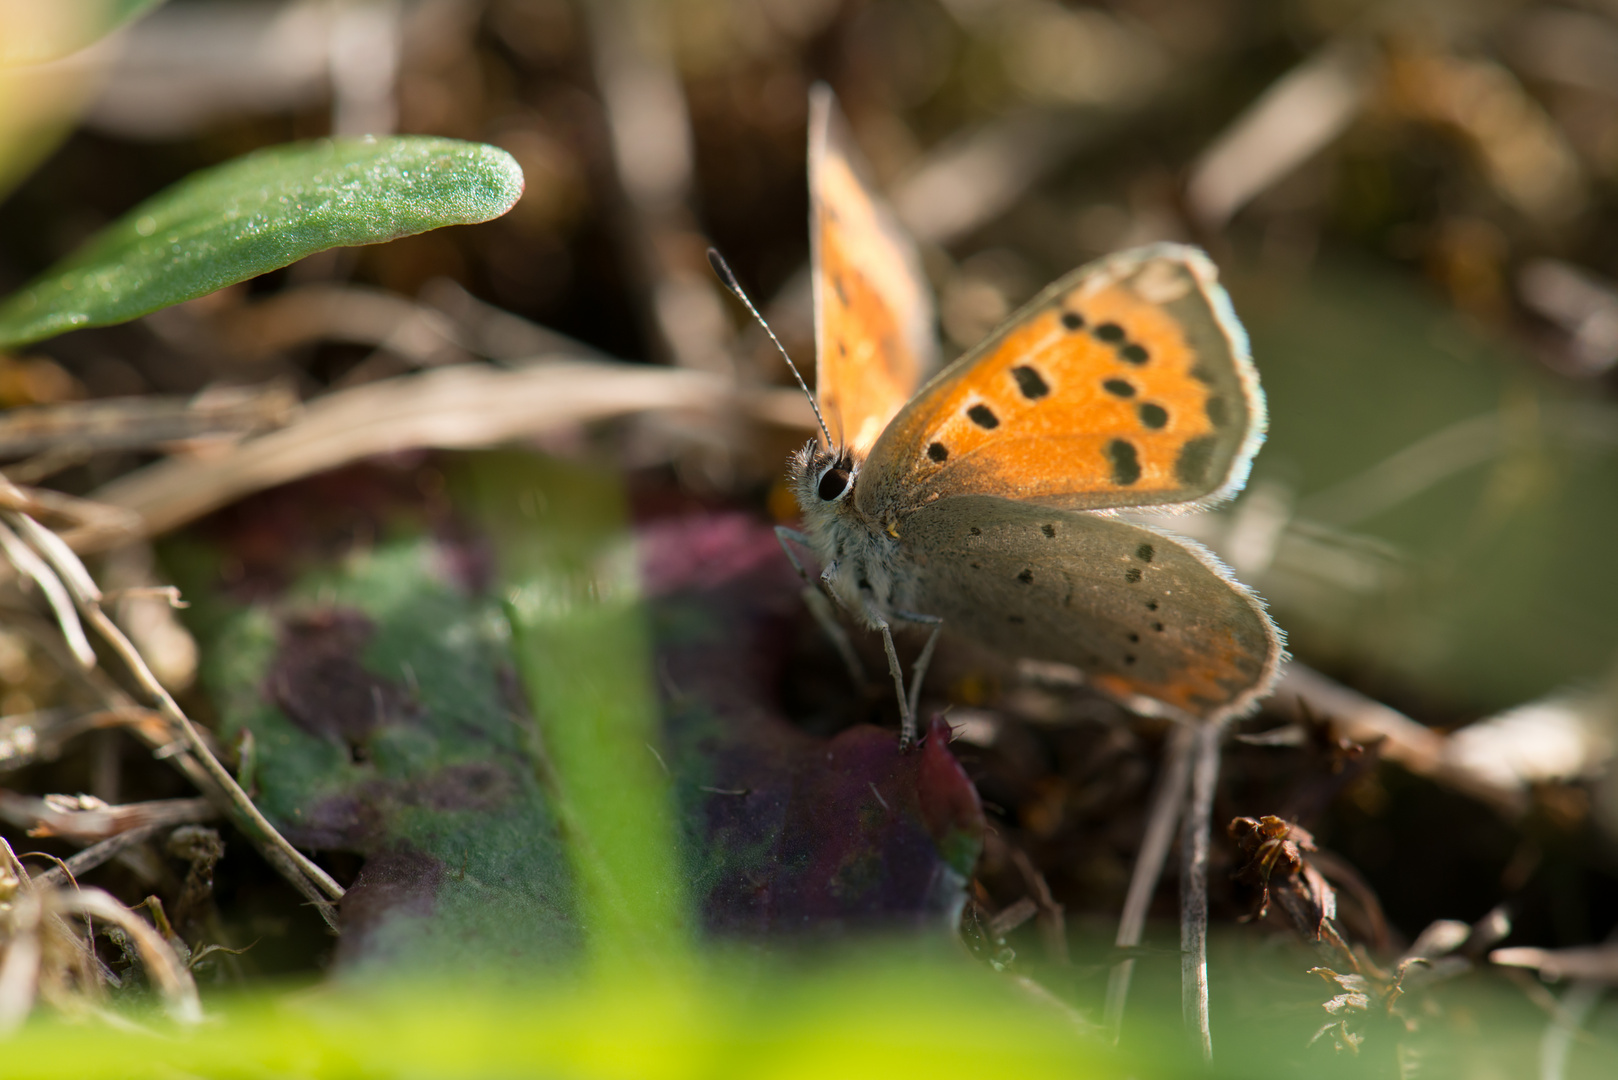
[{"xmin": 707, "ymin": 247, "xmax": 835, "ymax": 449}]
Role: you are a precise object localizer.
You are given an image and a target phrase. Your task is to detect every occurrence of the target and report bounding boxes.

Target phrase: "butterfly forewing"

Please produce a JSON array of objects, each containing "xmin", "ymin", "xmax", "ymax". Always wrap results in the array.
[
  {"xmin": 896, "ymin": 497, "xmax": 1280, "ymax": 722},
  {"xmin": 809, "ymin": 84, "xmax": 937, "ymax": 453},
  {"xmin": 857, "ymin": 245, "xmax": 1262, "ymax": 518}
]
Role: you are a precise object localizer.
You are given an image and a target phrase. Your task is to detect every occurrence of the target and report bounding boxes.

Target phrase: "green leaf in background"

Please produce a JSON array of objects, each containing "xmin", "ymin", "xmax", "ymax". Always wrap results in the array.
[
  {"xmin": 167, "ymin": 491, "xmax": 582, "ymax": 976},
  {"xmin": 0, "ymin": 135, "xmax": 523, "ymax": 347},
  {"xmin": 0, "ymin": 1, "xmax": 167, "ymax": 66}
]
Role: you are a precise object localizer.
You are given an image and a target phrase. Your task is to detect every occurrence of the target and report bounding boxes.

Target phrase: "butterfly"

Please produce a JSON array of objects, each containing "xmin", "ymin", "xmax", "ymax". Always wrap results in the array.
[{"xmin": 721, "ymin": 86, "xmax": 1282, "ymax": 747}]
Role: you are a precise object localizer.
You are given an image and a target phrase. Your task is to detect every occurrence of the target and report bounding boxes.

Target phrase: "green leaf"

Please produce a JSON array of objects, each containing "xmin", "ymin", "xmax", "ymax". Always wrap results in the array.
[
  {"xmin": 462, "ymin": 453, "xmax": 693, "ymax": 974},
  {"xmin": 0, "ymin": 1, "xmax": 168, "ymax": 66},
  {"xmin": 167, "ymin": 515, "xmax": 582, "ymax": 975},
  {"xmin": 0, "ymin": 136, "xmax": 524, "ymax": 347}
]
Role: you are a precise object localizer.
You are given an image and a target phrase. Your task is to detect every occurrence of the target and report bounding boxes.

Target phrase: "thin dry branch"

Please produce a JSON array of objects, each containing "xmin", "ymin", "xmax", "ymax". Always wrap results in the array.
[
  {"xmin": 0, "ymin": 792, "xmax": 214, "ymax": 844},
  {"xmin": 584, "ymin": 0, "xmax": 730, "ymax": 377},
  {"xmin": 0, "ymin": 607, "xmax": 225, "ymax": 805},
  {"xmin": 1493, "ymin": 945, "xmax": 1618, "ymax": 982},
  {"xmin": 1180, "ymin": 721, "xmax": 1222, "ymax": 1061},
  {"xmin": 55, "ymin": 889, "xmax": 201, "ymax": 1024},
  {"xmin": 1105, "ymin": 720, "xmax": 1194, "ymax": 1042},
  {"xmin": 216, "ymin": 285, "xmax": 464, "ymax": 365},
  {"xmin": 1186, "ymin": 39, "xmax": 1377, "ymax": 229},
  {"xmin": 31, "ymin": 822, "xmax": 170, "ymax": 889},
  {"xmin": 1, "ymin": 835, "xmax": 197, "ymax": 1032},
  {"xmin": 0, "ymin": 519, "xmax": 95, "ymax": 668},
  {"xmin": 1274, "ymin": 663, "xmax": 1528, "ymax": 815},
  {"xmin": 76, "ymin": 361, "xmax": 812, "ymax": 550},
  {"xmin": 0, "ymin": 384, "xmax": 297, "ymax": 461},
  {"xmin": 0, "ymin": 490, "xmax": 343, "ymax": 925}
]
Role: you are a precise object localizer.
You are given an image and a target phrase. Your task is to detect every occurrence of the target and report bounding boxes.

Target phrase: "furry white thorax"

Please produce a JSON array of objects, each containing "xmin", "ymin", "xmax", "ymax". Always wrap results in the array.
[{"xmin": 789, "ymin": 440, "xmax": 911, "ymax": 630}]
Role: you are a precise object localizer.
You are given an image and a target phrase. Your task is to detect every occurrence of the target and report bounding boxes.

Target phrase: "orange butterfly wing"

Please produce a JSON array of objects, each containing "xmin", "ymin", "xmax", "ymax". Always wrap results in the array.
[
  {"xmin": 810, "ymin": 85, "xmax": 937, "ymax": 454},
  {"xmin": 856, "ymin": 245, "xmax": 1263, "ymax": 519}
]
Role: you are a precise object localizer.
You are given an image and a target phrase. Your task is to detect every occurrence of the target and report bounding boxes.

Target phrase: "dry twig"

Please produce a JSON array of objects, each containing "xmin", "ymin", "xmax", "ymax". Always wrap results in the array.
[
  {"xmin": 0, "ymin": 836, "xmax": 200, "ymax": 1032},
  {"xmin": 0, "ymin": 483, "xmax": 342, "ymax": 926},
  {"xmin": 76, "ymin": 362, "xmax": 812, "ymax": 550},
  {"xmin": 1104, "ymin": 720, "xmax": 1193, "ymax": 1042}
]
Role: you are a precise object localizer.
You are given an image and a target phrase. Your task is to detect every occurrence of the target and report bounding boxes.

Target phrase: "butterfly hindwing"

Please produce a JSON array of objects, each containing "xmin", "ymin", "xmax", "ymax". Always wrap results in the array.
[
  {"xmin": 896, "ymin": 496, "xmax": 1280, "ymax": 723},
  {"xmin": 809, "ymin": 84, "xmax": 937, "ymax": 454},
  {"xmin": 857, "ymin": 245, "xmax": 1262, "ymax": 518}
]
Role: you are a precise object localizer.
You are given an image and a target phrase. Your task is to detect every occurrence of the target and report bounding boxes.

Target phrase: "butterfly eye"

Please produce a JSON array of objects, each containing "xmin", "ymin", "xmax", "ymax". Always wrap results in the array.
[{"xmin": 817, "ymin": 466, "xmax": 852, "ymax": 501}]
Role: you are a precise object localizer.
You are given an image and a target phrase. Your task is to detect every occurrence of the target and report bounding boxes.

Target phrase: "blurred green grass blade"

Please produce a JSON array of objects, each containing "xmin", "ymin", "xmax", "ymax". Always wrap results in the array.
[
  {"xmin": 0, "ymin": 135, "xmax": 523, "ymax": 347},
  {"xmin": 464, "ymin": 453, "xmax": 690, "ymax": 973},
  {"xmin": 0, "ymin": 957, "xmax": 1137, "ymax": 1080},
  {"xmin": 0, "ymin": 942, "xmax": 1568, "ymax": 1079},
  {"xmin": 0, "ymin": 1, "xmax": 167, "ymax": 66}
]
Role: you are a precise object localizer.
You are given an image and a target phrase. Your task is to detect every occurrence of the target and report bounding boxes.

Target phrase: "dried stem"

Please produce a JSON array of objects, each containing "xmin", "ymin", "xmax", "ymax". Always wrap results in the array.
[
  {"xmin": 1181, "ymin": 720, "xmax": 1223, "ymax": 1062},
  {"xmin": 0, "ymin": 491, "xmax": 343, "ymax": 923},
  {"xmin": 81, "ymin": 599, "xmax": 344, "ymax": 906},
  {"xmin": 0, "ymin": 519, "xmax": 95, "ymax": 667},
  {"xmin": 57, "ymin": 889, "xmax": 201, "ymax": 1024},
  {"xmin": 30, "ymin": 823, "xmax": 169, "ymax": 889},
  {"xmin": 1105, "ymin": 720, "xmax": 1195, "ymax": 1042}
]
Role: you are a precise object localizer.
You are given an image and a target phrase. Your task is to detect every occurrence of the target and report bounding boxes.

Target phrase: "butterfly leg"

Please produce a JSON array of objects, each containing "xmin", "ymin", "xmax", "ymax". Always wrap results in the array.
[
  {"xmin": 774, "ymin": 526, "xmax": 866, "ymax": 686},
  {"xmin": 893, "ymin": 610, "xmax": 943, "ymax": 726},
  {"xmin": 860, "ymin": 601, "xmax": 918, "ymax": 749}
]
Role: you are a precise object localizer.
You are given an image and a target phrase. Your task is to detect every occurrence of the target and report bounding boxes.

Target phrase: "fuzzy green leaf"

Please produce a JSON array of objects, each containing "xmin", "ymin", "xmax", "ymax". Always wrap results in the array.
[{"xmin": 0, "ymin": 136, "xmax": 523, "ymax": 347}]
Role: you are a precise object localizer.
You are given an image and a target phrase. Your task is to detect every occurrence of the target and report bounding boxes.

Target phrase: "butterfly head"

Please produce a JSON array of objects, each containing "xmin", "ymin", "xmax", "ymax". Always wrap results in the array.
[{"xmin": 789, "ymin": 439, "xmax": 861, "ymax": 526}]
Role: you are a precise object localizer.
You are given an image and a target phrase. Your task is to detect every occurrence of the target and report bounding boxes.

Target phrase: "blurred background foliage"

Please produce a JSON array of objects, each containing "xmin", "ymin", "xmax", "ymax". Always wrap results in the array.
[{"xmin": 5, "ymin": 0, "xmax": 1618, "ymax": 1073}]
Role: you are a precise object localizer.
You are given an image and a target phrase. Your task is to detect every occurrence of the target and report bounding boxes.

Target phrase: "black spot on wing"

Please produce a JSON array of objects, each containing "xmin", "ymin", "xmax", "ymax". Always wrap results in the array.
[
  {"xmin": 1120, "ymin": 343, "xmax": 1149, "ymax": 365},
  {"xmin": 967, "ymin": 403, "xmax": 999, "ymax": 429},
  {"xmin": 1103, "ymin": 378, "xmax": 1135, "ymax": 398},
  {"xmin": 1125, "ymin": 567, "xmax": 1143, "ymax": 583},
  {"xmin": 1041, "ymin": 523, "xmax": 1056, "ymax": 538},
  {"xmin": 1138, "ymin": 403, "xmax": 1168, "ymax": 429},
  {"xmin": 1017, "ymin": 569, "xmax": 1034, "ymax": 584},
  {"xmin": 1107, "ymin": 439, "xmax": 1141, "ymax": 486},
  {"xmin": 1175, "ymin": 435, "xmax": 1219, "ymax": 487},
  {"xmin": 927, "ymin": 441, "xmax": 948, "ymax": 462},
  {"xmin": 1146, "ymin": 600, "xmax": 1159, "ymax": 611},
  {"xmin": 832, "ymin": 274, "xmax": 849, "ymax": 305},
  {"xmin": 969, "ymin": 526, "xmax": 982, "ymax": 536},
  {"xmin": 837, "ymin": 340, "xmax": 848, "ymax": 357},
  {"xmin": 1012, "ymin": 365, "xmax": 1050, "ymax": 399},
  {"xmin": 1135, "ymin": 543, "xmax": 1154, "ymax": 562},
  {"xmin": 1094, "ymin": 322, "xmax": 1125, "ymax": 343},
  {"xmin": 1060, "ymin": 310, "xmax": 1084, "ymax": 330}
]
